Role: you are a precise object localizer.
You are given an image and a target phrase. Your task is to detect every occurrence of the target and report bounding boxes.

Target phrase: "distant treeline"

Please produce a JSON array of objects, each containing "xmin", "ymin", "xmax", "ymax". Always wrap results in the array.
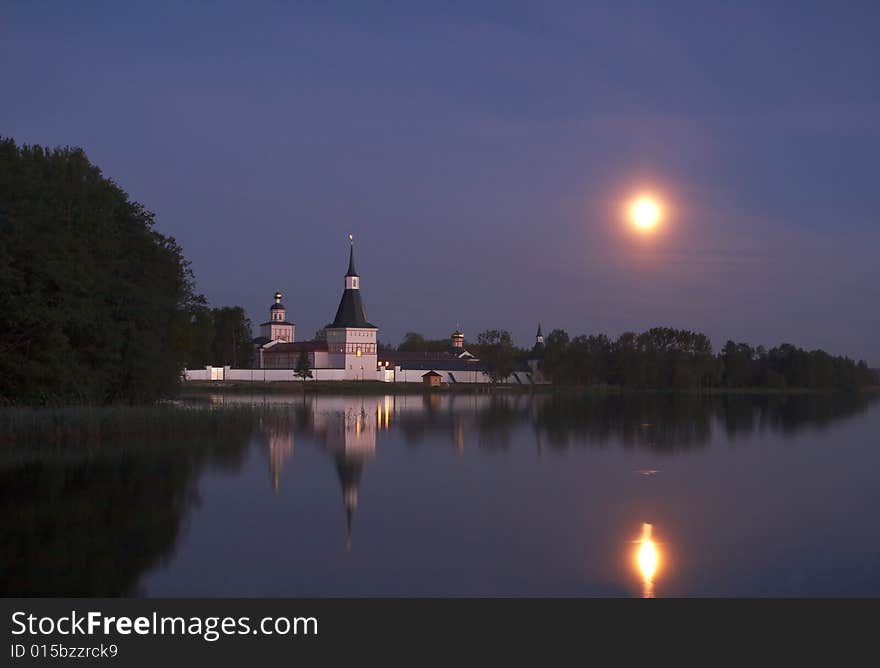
[
  {"xmin": 0, "ymin": 137, "xmax": 249, "ymax": 405},
  {"xmin": 398, "ymin": 328, "xmax": 877, "ymax": 390},
  {"xmin": 183, "ymin": 305, "xmax": 254, "ymax": 370},
  {"xmin": 538, "ymin": 328, "xmax": 876, "ymax": 390}
]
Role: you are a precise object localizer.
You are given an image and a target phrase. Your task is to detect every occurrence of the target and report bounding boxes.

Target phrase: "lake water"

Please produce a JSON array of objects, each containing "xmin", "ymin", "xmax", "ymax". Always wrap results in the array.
[{"xmin": 3, "ymin": 391, "xmax": 879, "ymax": 597}]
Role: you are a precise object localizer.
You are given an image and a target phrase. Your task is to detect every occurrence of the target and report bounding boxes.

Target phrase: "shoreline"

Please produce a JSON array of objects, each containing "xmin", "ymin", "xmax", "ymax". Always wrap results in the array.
[{"xmin": 178, "ymin": 380, "xmax": 879, "ymax": 397}]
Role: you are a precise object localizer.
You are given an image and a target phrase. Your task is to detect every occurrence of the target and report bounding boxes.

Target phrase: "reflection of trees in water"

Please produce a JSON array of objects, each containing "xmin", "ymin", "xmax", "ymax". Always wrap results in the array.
[
  {"xmin": 536, "ymin": 394, "xmax": 713, "ymax": 453},
  {"xmin": 0, "ymin": 410, "xmax": 256, "ymax": 596},
  {"xmin": 474, "ymin": 397, "xmax": 519, "ymax": 451},
  {"xmin": 535, "ymin": 393, "xmax": 712, "ymax": 450},
  {"xmin": 713, "ymin": 393, "xmax": 878, "ymax": 440},
  {"xmin": 392, "ymin": 395, "xmax": 530, "ymax": 452},
  {"xmin": 535, "ymin": 392, "xmax": 879, "ymax": 452},
  {"xmin": 396, "ymin": 395, "xmax": 456, "ymax": 447}
]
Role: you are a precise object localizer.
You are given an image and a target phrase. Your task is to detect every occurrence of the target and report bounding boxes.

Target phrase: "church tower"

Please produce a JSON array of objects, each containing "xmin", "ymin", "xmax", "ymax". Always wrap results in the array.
[
  {"xmin": 325, "ymin": 236, "xmax": 378, "ymax": 380},
  {"xmin": 528, "ymin": 323, "xmax": 546, "ymax": 375},
  {"xmin": 259, "ymin": 291, "xmax": 295, "ymax": 342},
  {"xmin": 451, "ymin": 328, "xmax": 464, "ymax": 349}
]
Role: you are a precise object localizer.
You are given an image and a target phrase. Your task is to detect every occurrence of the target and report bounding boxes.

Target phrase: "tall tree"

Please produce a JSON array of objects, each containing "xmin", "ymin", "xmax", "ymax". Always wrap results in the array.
[
  {"xmin": 476, "ymin": 329, "xmax": 516, "ymax": 384},
  {"xmin": 0, "ymin": 137, "xmax": 200, "ymax": 404},
  {"xmin": 294, "ymin": 349, "xmax": 313, "ymax": 382},
  {"xmin": 397, "ymin": 331, "xmax": 457, "ymax": 352},
  {"xmin": 180, "ymin": 302, "xmax": 215, "ymax": 368},
  {"xmin": 540, "ymin": 329, "xmax": 571, "ymax": 383},
  {"xmin": 398, "ymin": 332, "xmax": 427, "ymax": 351},
  {"xmin": 209, "ymin": 306, "xmax": 253, "ymax": 368}
]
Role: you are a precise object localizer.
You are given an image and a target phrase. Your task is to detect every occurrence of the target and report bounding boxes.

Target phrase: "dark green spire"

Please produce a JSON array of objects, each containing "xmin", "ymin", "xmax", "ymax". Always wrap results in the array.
[{"xmin": 346, "ymin": 237, "xmax": 358, "ymax": 277}]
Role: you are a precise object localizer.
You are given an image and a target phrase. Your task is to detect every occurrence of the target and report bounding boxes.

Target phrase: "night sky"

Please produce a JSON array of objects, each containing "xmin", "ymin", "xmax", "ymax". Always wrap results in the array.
[{"xmin": 3, "ymin": 2, "xmax": 878, "ymax": 362}]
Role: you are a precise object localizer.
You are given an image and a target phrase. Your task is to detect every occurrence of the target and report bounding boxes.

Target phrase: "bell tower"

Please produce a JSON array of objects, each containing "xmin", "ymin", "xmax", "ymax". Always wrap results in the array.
[
  {"xmin": 451, "ymin": 327, "xmax": 464, "ymax": 349},
  {"xmin": 325, "ymin": 236, "xmax": 378, "ymax": 379},
  {"xmin": 259, "ymin": 291, "xmax": 295, "ymax": 342},
  {"xmin": 528, "ymin": 323, "xmax": 546, "ymax": 375}
]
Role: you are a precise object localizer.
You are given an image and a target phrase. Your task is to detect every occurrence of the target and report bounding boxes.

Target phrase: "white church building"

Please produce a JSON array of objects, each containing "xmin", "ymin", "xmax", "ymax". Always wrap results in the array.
[
  {"xmin": 255, "ymin": 238, "xmax": 379, "ymax": 380},
  {"xmin": 185, "ymin": 238, "xmax": 545, "ymax": 384}
]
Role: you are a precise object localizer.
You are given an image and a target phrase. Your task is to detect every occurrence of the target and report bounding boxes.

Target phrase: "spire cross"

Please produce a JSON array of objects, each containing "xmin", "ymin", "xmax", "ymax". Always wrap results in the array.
[{"xmin": 345, "ymin": 236, "xmax": 359, "ymax": 283}]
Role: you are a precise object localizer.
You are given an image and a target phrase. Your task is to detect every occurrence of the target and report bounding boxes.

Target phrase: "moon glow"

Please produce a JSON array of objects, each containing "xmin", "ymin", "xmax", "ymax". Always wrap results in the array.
[{"xmin": 629, "ymin": 196, "xmax": 662, "ymax": 232}]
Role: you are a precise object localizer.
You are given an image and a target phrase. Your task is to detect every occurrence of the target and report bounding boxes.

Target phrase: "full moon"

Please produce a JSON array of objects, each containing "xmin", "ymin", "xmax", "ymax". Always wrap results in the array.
[{"xmin": 629, "ymin": 196, "xmax": 662, "ymax": 231}]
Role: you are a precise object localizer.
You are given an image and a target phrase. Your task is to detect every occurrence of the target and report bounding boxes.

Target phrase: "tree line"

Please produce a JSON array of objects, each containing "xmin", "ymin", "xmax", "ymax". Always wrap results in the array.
[
  {"xmin": 539, "ymin": 327, "xmax": 876, "ymax": 390},
  {"xmin": 183, "ymin": 304, "xmax": 254, "ymax": 369},
  {"xmin": 396, "ymin": 327, "xmax": 876, "ymax": 390},
  {"xmin": 0, "ymin": 137, "xmax": 249, "ymax": 405}
]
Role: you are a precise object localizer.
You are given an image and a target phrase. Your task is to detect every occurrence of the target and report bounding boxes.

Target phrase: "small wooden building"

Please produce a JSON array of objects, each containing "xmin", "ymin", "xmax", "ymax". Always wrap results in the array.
[{"xmin": 421, "ymin": 371, "xmax": 443, "ymax": 388}]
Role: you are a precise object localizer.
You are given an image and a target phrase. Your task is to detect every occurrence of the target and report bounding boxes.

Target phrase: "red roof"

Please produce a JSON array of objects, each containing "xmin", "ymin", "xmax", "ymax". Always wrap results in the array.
[
  {"xmin": 379, "ymin": 351, "xmax": 460, "ymax": 362},
  {"xmin": 263, "ymin": 341, "xmax": 329, "ymax": 353}
]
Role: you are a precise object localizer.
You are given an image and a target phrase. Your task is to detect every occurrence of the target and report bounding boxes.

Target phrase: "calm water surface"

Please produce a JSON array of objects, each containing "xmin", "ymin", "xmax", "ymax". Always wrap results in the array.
[{"xmin": 3, "ymin": 392, "xmax": 879, "ymax": 597}]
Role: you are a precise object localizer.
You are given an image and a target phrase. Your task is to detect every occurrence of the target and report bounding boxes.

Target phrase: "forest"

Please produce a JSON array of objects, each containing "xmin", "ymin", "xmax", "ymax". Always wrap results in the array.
[
  {"xmin": 399, "ymin": 328, "xmax": 877, "ymax": 391},
  {"xmin": 535, "ymin": 328, "xmax": 876, "ymax": 390},
  {"xmin": 0, "ymin": 137, "xmax": 249, "ymax": 405}
]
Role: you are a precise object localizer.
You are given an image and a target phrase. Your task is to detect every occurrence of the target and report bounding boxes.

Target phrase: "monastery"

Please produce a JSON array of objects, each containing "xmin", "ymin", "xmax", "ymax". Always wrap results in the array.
[{"xmin": 186, "ymin": 239, "xmax": 546, "ymax": 384}]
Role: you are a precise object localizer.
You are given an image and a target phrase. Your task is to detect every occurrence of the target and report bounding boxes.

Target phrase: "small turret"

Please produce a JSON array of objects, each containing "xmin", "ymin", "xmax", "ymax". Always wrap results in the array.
[
  {"xmin": 270, "ymin": 291, "xmax": 286, "ymax": 321},
  {"xmin": 257, "ymin": 290, "xmax": 295, "ymax": 345},
  {"xmin": 530, "ymin": 323, "xmax": 546, "ymax": 359},
  {"xmin": 451, "ymin": 327, "xmax": 464, "ymax": 349}
]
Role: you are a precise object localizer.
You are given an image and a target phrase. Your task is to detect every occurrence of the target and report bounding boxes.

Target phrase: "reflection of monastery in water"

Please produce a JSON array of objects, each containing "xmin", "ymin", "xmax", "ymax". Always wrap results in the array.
[
  {"xmin": 254, "ymin": 393, "xmax": 541, "ymax": 549},
  {"xmin": 312, "ymin": 398, "xmax": 377, "ymax": 551},
  {"xmin": 265, "ymin": 420, "xmax": 293, "ymax": 494},
  {"xmin": 236, "ymin": 390, "xmax": 880, "ymax": 560},
  {"xmin": 185, "ymin": 239, "xmax": 547, "ymax": 384},
  {"xmin": 261, "ymin": 396, "xmax": 380, "ymax": 550}
]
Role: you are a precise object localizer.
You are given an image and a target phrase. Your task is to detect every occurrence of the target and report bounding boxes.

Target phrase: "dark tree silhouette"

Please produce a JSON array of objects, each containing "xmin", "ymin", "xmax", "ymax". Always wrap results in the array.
[
  {"xmin": 538, "ymin": 326, "xmax": 874, "ymax": 390},
  {"xmin": 475, "ymin": 329, "xmax": 516, "ymax": 384},
  {"xmin": 294, "ymin": 349, "xmax": 313, "ymax": 382},
  {"xmin": 0, "ymin": 137, "xmax": 202, "ymax": 404}
]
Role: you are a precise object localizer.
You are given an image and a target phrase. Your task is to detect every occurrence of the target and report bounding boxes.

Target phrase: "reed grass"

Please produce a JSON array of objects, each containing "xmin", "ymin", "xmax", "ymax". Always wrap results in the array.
[{"xmin": 0, "ymin": 402, "xmax": 284, "ymax": 448}]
